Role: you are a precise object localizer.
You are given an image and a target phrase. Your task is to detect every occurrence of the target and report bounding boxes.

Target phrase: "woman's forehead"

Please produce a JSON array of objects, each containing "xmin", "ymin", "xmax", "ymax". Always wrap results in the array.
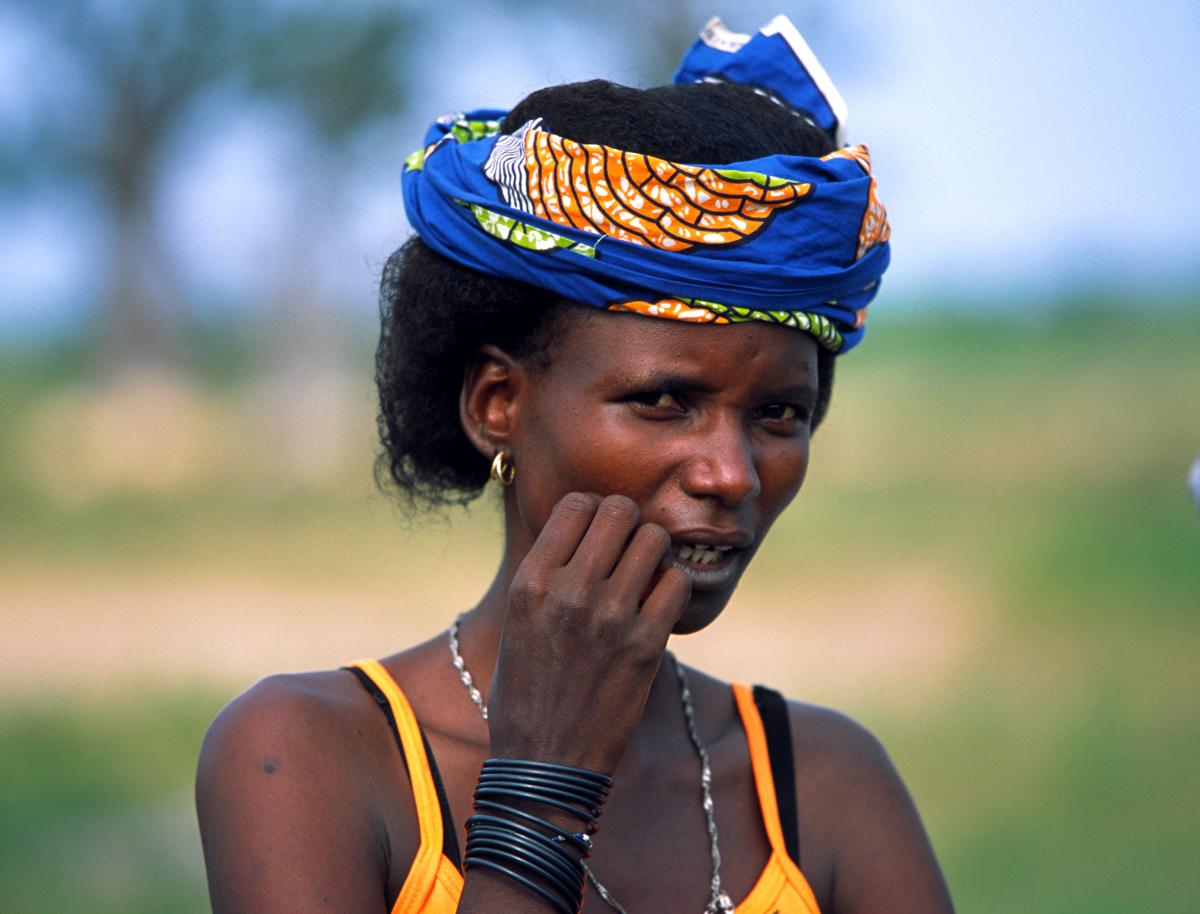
[{"xmin": 543, "ymin": 307, "xmax": 819, "ymax": 388}]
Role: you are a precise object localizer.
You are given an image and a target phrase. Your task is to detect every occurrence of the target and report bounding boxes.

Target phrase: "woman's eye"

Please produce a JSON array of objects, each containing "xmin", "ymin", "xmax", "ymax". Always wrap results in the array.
[
  {"xmin": 757, "ymin": 403, "xmax": 804, "ymax": 423},
  {"xmin": 631, "ymin": 391, "xmax": 679, "ymax": 409}
]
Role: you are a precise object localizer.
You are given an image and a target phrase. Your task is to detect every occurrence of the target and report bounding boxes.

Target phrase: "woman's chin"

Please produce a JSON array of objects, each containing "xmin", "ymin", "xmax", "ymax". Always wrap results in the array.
[
  {"xmin": 666, "ymin": 550, "xmax": 747, "ymax": 635},
  {"xmin": 669, "ymin": 590, "xmax": 738, "ymax": 636}
]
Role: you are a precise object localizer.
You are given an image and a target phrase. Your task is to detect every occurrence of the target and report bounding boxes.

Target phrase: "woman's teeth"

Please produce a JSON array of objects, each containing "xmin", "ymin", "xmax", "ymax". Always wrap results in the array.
[{"xmin": 673, "ymin": 544, "xmax": 733, "ymax": 565}]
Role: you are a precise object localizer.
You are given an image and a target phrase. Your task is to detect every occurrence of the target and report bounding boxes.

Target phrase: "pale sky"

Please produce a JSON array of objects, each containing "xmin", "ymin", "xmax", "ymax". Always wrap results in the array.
[{"xmin": 1, "ymin": 0, "xmax": 1197, "ymax": 333}]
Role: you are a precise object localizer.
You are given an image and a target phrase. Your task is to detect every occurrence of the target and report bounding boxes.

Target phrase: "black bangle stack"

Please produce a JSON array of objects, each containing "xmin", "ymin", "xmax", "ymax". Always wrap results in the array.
[{"xmin": 464, "ymin": 759, "xmax": 613, "ymax": 914}]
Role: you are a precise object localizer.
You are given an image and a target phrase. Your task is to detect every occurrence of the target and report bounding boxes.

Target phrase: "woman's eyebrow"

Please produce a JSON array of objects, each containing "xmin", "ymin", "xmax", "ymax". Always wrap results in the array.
[
  {"xmin": 771, "ymin": 381, "xmax": 819, "ymax": 402},
  {"xmin": 623, "ymin": 370, "xmax": 818, "ymax": 401},
  {"xmin": 626, "ymin": 370, "xmax": 711, "ymax": 390}
]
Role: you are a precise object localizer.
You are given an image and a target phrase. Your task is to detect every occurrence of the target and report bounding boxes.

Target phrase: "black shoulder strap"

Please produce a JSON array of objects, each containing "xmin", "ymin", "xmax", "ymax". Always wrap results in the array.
[
  {"xmin": 344, "ymin": 667, "xmax": 463, "ymax": 872},
  {"xmin": 752, "ymin": 685, "xmax": 801, "ymax": 869},
  {"xmin": 421, "ymin": 729, "xmax": 463, "ymax": 871}
]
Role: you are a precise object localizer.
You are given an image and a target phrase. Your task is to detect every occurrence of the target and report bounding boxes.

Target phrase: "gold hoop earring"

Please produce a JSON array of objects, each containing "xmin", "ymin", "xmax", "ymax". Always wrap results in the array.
[{"xmin": 490, "ymin": 451, "xmax": 515, "ymax": 486}]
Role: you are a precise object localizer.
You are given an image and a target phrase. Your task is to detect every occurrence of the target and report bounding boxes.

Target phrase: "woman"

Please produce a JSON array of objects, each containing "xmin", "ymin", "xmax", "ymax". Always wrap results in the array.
[{"xmin": 197, "ymin": 16, "xmax": 954, "ymax": 914}]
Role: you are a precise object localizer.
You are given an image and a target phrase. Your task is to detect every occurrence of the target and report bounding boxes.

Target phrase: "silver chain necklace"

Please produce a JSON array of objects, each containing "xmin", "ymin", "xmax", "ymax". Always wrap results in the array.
[{"xmin": 449, "ymin": 612, "xmax": 735, "ymax": 914}]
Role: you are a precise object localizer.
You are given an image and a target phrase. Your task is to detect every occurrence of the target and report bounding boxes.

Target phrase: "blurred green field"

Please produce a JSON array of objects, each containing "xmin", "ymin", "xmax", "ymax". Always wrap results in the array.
[{"xmin": 2, "ymin": 304, "xmax": 1198, "ymax": 914}]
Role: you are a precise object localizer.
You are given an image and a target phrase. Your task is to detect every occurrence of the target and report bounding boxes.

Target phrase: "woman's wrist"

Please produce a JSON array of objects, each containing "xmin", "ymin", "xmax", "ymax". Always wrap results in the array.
[{"xmin": 464, "ymin": 758, "xmax": 612, "ymax": 914}]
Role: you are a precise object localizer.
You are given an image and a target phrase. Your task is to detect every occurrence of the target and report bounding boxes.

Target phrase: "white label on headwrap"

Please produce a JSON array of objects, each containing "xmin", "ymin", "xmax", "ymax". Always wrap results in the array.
[
  {"xmin": 760, "ymin": 14, "xmax": 850, "ymax": 148},
  {"xmin": 698, "ymin": 17, "xmax": 750, "ymax": 53},
  {"xmin": 484, "ymin": 119, "xmax": 541, "ymax": 215}
]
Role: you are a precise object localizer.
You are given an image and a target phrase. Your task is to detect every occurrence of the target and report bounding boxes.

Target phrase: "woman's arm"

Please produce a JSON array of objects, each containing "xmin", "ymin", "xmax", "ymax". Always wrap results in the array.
[
  {"xmin": 791, "ymin": 704, "xmax": 955, "ymax": 914},
  {"xmin": 196, "ymin": 673, "xmax": 404, "ymax": 914},
  {"xmin": 487, "ymin": 493, "xmax": 691, "ymax": 772},
  {"xmin": 456, "ymin": 493, "xmax": 693, "ymax": 914},
  {"xmin": 197, "ymin": 494, "xmax": 690, "ymax": 914}
]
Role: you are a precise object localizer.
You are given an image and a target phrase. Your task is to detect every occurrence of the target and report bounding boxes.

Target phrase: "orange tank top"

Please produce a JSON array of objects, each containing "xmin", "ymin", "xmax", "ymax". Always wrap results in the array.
[{"xmin": 350, "ymin": 659, "xmax": 821, "ymax": 914}]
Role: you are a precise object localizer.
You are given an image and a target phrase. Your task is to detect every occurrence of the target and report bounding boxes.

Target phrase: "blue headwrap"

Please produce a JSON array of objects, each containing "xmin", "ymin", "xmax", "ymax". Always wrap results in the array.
[{"xmin": 402, "ymin": 15, "xmax": 889, "ymax": 353}]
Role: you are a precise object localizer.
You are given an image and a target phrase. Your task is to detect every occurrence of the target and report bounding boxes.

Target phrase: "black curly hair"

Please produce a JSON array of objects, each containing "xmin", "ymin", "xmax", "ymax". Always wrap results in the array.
[{"xmin": 376, "ymin": 78, "xmax": 839, "ymax": 512}]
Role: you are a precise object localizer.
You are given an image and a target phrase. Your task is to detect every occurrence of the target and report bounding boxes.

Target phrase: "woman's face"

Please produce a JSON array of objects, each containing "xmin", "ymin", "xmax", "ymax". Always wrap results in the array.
[{"xmin": 505, "ymin": 309, "xmax": 818, "ymax": 634}]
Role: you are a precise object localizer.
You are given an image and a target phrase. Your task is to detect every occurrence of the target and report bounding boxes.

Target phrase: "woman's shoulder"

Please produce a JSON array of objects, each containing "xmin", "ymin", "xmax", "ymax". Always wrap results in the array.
[
  {"xmin": 200, "ymin": 668, "xmax": 373, "ymax": 762},
  {"xmin": 784, "ymin": 698, "xmax": 894, "ymax": 776},
  {"xmin": 683, "ymin": 666, "xmax": 892, "ymax": 772},
  {"xmin": 196, "ymin": 667, "xmax": 408, "ymax": 830},
  {"xmin": 777, "ymin": 695, "xmax": 914, "ymax": 839},
  {"xmin": 780, "ymin": 696, "xmax": 955, "ymax": 914},
  {"xmin": 196, "ymin": 667, "xmax": 421, "ymax": 913},
  {"xmin": 200, "ymin": 637, "xmax": 447, "ymax": 754}
]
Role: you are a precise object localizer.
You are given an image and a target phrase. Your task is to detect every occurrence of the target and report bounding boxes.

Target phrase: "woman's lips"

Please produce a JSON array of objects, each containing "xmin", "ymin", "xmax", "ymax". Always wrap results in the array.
[
  {"xmin": 667, "ymin": 542, "xmax": 742, "ymax": 590},
  {"xmin": 672, "ymin": 543, "xmax": 732, "ymax": 565}
]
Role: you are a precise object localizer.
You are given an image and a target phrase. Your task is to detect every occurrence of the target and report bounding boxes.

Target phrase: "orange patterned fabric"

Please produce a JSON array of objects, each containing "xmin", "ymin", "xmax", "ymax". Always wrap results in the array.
[
  {"xmin": 519, "ymin": 123, "xmax": 814, "ymax": 252},
  {"xmin": 612, "ymin": 298, "xmax": 727, "ymax": 323},
  {"xmin": 351, "ymin": 660, "xmax": 821, "ymax": 914}
]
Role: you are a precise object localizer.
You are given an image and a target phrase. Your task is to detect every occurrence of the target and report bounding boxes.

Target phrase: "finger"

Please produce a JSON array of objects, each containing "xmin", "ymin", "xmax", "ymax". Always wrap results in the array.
[
  {"xmin": 524, "ymin": 492, "xmax": 602, "ymax": 568},
  {"xmin": 607, "ymin": 521, "xmax": 672, "ymax": 599},
  {"xmin": 638, "ymin": 551, "xmax": 671, "ymax": 606},
  {"xmin": 566, "ymin": 494, "xmax": 643, "ymax": 579},
  {"xmin": 638, "ymin": 566, "xmax": 692, "ymax": 629}
]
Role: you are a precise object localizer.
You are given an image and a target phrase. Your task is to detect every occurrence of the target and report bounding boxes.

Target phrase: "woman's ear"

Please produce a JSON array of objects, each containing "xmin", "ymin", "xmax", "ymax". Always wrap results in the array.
[{"xmin": 460, "ymin": 344, "xmax": 524, "ymax": 459}]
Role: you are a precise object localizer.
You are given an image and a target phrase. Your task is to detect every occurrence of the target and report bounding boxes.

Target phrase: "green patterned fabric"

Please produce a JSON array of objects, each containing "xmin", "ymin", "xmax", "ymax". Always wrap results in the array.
[{"xmin": 464, "ymin": 202, "xmax": 597, "ymax": 258}]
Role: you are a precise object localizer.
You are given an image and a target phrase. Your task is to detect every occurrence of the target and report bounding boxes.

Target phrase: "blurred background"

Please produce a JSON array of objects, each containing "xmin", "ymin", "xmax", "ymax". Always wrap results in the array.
[{"xmin": 1, "ymin": 0, "xmax": 1197, "ymax": 912}]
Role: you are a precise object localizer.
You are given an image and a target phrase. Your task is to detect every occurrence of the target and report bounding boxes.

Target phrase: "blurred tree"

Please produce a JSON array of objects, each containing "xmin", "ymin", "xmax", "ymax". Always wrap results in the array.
[
  {"xmin": 496, "ymin": 0, "xmax": 693, "ymax": 85},
  {"xmin": 488, "ymin": 0, "xmax": 836, "ymax": 103},
  {"xmin": 5, "ymin": 0, "xmax": 415, "ymax": 370}
]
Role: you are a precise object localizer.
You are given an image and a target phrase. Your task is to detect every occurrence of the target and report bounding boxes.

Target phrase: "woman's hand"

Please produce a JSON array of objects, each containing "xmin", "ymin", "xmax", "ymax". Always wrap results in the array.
[{"xmin": 486, "ymin": 492, "xmax": 691, "ymax": 775}]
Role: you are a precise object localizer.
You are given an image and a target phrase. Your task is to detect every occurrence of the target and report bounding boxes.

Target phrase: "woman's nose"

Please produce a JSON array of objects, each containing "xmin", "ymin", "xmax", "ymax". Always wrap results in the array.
[{"xmin": 680, "ymin": 418, "xmax": 761, "ymax": 507}]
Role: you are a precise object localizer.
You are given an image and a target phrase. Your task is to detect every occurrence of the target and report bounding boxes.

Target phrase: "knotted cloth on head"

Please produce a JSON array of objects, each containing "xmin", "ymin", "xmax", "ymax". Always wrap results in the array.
[{"xmin": 401, "ymin": 14, "xmax": 890, "ymax": 353}]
